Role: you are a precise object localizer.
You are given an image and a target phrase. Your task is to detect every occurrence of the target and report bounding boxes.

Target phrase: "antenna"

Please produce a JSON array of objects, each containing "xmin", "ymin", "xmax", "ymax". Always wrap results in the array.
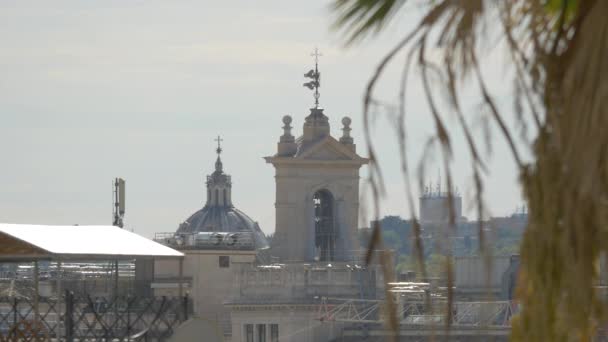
[
  {"xmin": 436, "ymin": 169, "xmax": 441, "ymax": 195},
  {"xmin": 112, "ymin": 178, "xmax": 126, "ymax": 228}
]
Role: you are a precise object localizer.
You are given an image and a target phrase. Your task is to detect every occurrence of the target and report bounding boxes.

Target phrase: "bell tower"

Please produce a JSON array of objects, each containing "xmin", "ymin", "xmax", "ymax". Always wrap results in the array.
[{"xmin": 265, "ymin": 51, "xmax": 368, "ymax": 262}]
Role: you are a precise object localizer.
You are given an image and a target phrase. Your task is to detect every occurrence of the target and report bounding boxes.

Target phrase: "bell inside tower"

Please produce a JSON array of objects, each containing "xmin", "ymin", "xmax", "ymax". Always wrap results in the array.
[{"xmin": 313, "ymin": 189, "xmax": 336, "ymax": 261}]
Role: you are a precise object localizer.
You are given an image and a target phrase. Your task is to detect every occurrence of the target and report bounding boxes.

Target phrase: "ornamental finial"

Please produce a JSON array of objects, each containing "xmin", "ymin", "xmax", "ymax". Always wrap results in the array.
[
  {"xmin": 214, "ymin": 135, "xmax": 223, "ymax": 173},
  {"xmin": 281, "ymin": 115, "xmax": 294, "ymax": 142},
  {"xmin": 340, "ymin": 116, "xmax": 353, "ymax": 145},
  {"xmin": 215, "ymin": 135, "xmax": 223, "ymax": 155},
  {"xmin": 303, "ymin": 48, "xmax": 322, "ymax": 108}
]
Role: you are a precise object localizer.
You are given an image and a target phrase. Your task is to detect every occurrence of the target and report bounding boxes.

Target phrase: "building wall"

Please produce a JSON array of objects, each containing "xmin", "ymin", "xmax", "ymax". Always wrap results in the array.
[
  {"xmin": 419, "ymin": 195, "xmax": 463, "ymax": 224},
  {"xmin": 135, "ymin": 259, "xmax": 154, "ymax": 297},
  {"xmin": 272, "ymin": 165, "xmax": 361, "ymax": 262},
  {"xmin": 230, "ymin": 307, "xmax": 345, "ymax": 342},
  {"xmin": 454, "ymin": 256, "xmax": 513, "ymax": 299},
  {"xmin": 154, "ymin": 249, "xmax": 256, "ymax": 321},
  {"xmin": 232, "ymin": 263, "xmax": 381, "ymax": 302},
  {"xmin": 227, "ymin": 261, "xmax": 384, "ymax": 341}
]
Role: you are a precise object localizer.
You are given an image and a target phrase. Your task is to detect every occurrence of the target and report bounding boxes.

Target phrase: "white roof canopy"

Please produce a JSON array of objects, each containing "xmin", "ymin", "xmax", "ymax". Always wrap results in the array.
[{"xmin": 0, "ymin": 223, "xmax": 183, "ymax": 261}]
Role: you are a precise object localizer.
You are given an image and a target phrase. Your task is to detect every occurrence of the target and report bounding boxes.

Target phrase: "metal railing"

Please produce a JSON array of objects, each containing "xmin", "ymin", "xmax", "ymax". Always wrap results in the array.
[
  {"xmin": 154, "ymin": 232, "xmax": 256, "ymax": 250},
  {"xmin": 316, "ymin": 297, "xmax": 516, "ymax": 327},
  {"xmin": 0, "ymin": 291, "xmax": 191, "ymax": 341}
]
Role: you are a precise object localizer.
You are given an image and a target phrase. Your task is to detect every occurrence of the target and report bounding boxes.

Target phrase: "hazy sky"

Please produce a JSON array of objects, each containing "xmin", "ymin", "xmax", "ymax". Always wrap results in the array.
[{"xmin": 0, "ymin": 1, "xmax": 528, "ymax": 238}]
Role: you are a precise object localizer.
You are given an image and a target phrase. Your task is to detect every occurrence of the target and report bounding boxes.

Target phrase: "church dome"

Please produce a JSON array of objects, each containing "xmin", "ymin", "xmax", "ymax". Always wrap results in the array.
[
  {"xmin": 175, "ymin": 138, "xmax": 269, "ymax": 250},
  {"xmin": 177, "ymin": 207, "xmax": 268, "ymax": 249}
]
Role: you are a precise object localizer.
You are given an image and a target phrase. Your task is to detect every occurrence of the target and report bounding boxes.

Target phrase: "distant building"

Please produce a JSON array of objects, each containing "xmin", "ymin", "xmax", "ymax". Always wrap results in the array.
[
  {"xmin": 151, "ymin": 84, "xmax": 380, "ymax": 342},
  {"xmin": 151, "ymin": 142, "xmax": 269, "ymax": 335},
  {"xmin": 419, "ymin": 187, "xmax": 464, "ymax": 224},
  {"xmin": 454, "ymin": 255, "xmax": 520, "ymax": 300},
  {"xmin": 415, "ymin": 186, "xmax": 527, "ymax": 257},
  {"xmin": 150, "ymin": 57, "xmax": 521, "ymax": 341}
]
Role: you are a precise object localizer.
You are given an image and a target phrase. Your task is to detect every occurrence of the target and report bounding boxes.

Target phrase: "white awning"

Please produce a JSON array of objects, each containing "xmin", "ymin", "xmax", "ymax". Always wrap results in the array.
[{"xmin": 0, "ymin": 223, "xmax": 183, "ymax": 261}]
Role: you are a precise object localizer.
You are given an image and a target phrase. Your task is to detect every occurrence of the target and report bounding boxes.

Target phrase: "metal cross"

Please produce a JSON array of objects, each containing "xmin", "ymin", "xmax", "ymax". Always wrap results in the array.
[
  {"xmin": 311, "ymin": 47, "xmax": 323, "ymax": 64},
  {"xmin": 215, "ymin": 135, "xmax": 223, "ymax": 154},
  {"xmin": 303, "ymin": 48, "xmax": 322, "ymax": 108}
]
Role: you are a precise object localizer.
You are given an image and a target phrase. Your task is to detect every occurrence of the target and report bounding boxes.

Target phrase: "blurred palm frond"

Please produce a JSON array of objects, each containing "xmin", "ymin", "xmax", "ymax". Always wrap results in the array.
[{"xmin": 332, "ymin": 0, "xmax": 608, "ymax": 340}]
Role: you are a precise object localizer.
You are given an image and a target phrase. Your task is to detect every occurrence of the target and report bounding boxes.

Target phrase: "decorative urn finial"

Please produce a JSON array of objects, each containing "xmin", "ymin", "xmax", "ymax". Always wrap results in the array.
[
  {"xmin": 340, "ymin": 116, "xmax": 354, "ymax": 148},
  {"xmin": 281, "ymin": 115, "xmax": 294, "ymax": 143}
]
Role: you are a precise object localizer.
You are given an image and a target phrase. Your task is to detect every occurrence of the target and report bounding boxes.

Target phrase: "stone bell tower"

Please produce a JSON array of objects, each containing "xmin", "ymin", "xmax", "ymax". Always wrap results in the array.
[{"xmin": 265, "ymin": 50, "xmax": 368, "ymax": 262}]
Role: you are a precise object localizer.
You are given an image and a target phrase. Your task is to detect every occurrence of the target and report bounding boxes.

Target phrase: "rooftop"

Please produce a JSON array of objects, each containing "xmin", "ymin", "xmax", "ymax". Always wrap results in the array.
[{"xmin": 0, "ymin": 223, "xmax": 183, "ymax": 261}]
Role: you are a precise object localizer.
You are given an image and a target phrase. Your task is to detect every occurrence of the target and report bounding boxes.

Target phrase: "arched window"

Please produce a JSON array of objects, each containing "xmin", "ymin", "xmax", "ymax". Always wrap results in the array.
[
  {"xmin": 223, "ymin": 189, "xmax": 227, "ymax": 206},
  {"xmin": 215, "ymin": 189, "xmax": 219, "ymax": 206},
  {"xmin": 313, "ymin": 189, "xmax": 335, "ymax": 261},
  {"xmin": 207, "ymin": 189, "xmax": 211, "ymax": 204}
]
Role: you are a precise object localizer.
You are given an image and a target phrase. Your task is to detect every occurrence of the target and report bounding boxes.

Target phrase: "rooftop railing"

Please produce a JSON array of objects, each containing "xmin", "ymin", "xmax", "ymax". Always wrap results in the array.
[{"xmin": 154, "ymin": 232, "xmax": 256, "ymax": 250}]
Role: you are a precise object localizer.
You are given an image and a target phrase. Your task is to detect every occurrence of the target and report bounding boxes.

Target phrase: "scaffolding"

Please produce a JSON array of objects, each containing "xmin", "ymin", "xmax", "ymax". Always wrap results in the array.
[{"xmin": 317, "ymin": 297, "xmax": 515, "ymax": 327}]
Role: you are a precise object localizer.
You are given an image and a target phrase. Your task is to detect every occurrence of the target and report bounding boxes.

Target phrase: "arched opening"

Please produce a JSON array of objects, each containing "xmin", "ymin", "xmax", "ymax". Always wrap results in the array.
[
  {"xmin": 313, "ymin": 189, "xmax": 336, "ymax": 261},
  {"xmin": 223, "ymin": 189, "xmax": 227, "ymax": 206},
  {"xmin": 215, "ymin": 189, "xmax": 219, "ymax": 206}
]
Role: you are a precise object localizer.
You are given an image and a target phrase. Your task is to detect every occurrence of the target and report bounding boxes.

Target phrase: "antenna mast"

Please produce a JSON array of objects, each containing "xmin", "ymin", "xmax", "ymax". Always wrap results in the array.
[{"xmin": 112, "ymin": 178, "xmax": 126, "ymax": 228}]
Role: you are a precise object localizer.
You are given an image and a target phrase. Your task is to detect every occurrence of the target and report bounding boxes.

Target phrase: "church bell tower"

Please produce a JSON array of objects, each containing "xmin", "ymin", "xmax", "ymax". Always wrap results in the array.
[{"xmin": 265, "ymin": 50, "xmax": 369, "ymax": 262}]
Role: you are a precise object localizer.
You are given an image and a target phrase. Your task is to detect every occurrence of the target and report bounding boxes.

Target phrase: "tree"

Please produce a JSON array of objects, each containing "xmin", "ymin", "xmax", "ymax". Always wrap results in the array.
[
  {"xmin": 332, "ymin": 1, "xmax": 608, "ymax": 340},
  {"xmin": 425, "ymin": 253, "xmax": 448, "ymax": 279},
  {"xmin": 378, "ymin": 216, "xmax": 413, "ymax": 254},
  {"xmin": 395, "ymin": 254, "xmax": 415, "ymax": 274}
]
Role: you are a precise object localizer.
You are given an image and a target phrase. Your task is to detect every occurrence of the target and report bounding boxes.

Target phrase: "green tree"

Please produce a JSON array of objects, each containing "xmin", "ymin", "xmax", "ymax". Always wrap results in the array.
[
  {"xmin": 395, "ymin": 254, "xmax": 416, "ymax": 274},
  {"xmin": 332, "ymin": 1, "xmax": 608, "ymax": 340},
  {"xmin": 382, "ymin": 230, "xmax": 400, "ymax": 251},
  {"xmin": 395, "ymin": 253, "xmax": 449, "ymax": 279},
  {"xmin": 425, "ymin": 254, "xmax": 448, "ymax": 279},
  {"xmin": 378, "ymin": 216, "xmax": 412, "ymax": 255}
]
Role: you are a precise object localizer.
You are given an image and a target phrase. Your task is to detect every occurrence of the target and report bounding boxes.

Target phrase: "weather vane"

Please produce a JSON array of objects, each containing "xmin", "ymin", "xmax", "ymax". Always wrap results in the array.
[
  {"xmin": 303, "ymin": 48, "xmax": 322, "ymax": 108},
  {"xmin": 215, "ymin": 135, "xmax": 223, "ymax": 155}
]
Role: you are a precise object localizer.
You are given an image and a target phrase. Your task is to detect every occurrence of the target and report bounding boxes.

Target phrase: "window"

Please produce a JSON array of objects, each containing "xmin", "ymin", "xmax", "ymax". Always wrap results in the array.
[
  {"xmin": 313, "ymin": 189, "xmax": 336, "ymax": 261},
  {"xmin": 219, "ymin": 256, "xmax": 230, "ymax": 268},
  {"xmin": 245, "ymin": 324, "xmax": 253, "ymax": 342},
  {"xmin": 256, "ymin": 324, "xmax": 266, "ymax": 342},
  {"xmin": 270, "ymin": 324, "xmax": 279, "ymax": 342}
]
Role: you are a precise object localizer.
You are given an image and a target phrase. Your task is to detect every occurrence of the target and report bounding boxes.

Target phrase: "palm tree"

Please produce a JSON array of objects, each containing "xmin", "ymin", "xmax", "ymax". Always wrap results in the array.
[{"xmin": 331, "ymin": 0, "xmax": 608, "ymax": 340}]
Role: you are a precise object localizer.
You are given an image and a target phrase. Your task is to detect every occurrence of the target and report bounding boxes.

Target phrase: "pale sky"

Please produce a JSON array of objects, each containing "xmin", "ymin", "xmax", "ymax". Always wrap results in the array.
[{"xmin": 0, "ymin": 1, "xmax": 528, "ymax": 238}]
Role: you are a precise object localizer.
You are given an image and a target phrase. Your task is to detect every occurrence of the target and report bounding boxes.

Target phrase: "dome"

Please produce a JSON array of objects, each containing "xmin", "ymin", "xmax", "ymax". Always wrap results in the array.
[
  {"xmin": 177, "ymin": 206, "xmax": 268, "ymax": 249},
  {"xmin": 175, "ymin": 137, "xmax": 269, "ymax": 250}
]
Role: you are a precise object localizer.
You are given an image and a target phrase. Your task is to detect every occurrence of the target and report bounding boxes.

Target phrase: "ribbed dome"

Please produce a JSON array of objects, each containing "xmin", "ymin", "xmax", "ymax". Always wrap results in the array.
[
  {"xmin": 177, "ymin": 206, "xmax": 268, "ymax": 249},
  {"xmin": 175, "ymin": 137, "xmax": 269, "ymax": 250}
]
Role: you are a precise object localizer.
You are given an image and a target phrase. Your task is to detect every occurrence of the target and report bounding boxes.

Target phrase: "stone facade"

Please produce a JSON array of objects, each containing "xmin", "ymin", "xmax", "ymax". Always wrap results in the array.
[
  {"xmin": 152, "ymin": 70, "xmax": 374, "ymax": 342},
  {"xmin": 153, "ymin": 250, "xmax": 256, "ymax": 320},
  {"xmin": 265, "ymin": 110, "xmax": 368, "ymax": 262},
  {"xmin": 226, "ymin": 107, "xmax": 377, "ymax": 342},
  {"xmin": 230, "ymin": 305, "xmax": 347, "ymax": 342},
  {"xmin": 151, "ymin": 140, "xmax": 267, "ymax": 337},
  {"xmin": 228, "ymin": 262, "xmax": 382, "ymax": 342}
]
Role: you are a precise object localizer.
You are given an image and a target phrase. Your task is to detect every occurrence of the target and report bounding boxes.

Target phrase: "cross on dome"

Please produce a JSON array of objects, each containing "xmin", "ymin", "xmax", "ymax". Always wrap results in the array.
[
  {"xmin": 214, "ymin": 135, "xmax": 224, "ymax": 173},
  {"xmin": 215, "ymin": 135, "xmax": 223, "ymax": 155}
]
